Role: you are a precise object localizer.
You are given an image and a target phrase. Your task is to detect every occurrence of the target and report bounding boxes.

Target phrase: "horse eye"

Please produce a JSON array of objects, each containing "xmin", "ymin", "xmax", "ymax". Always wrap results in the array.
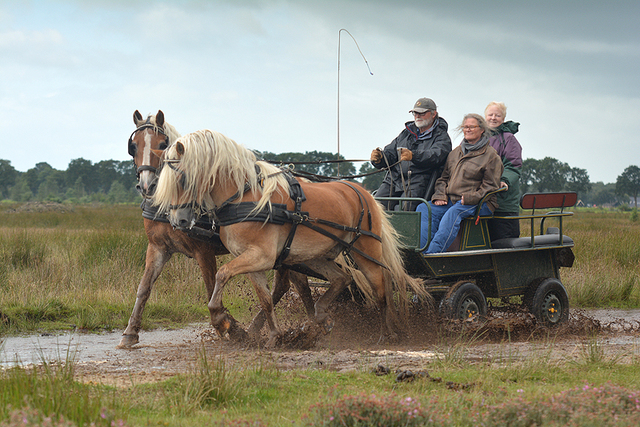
[
  {"xmin": 159, "ymin": 141, "xmax": 168, "ymax": 150},
  {"xmin": 128, "ymin": 141, "xmax": 137, "ymax": 156}
]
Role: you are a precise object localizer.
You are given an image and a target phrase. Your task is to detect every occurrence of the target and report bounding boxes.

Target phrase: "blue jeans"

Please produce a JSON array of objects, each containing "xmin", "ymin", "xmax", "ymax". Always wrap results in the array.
[{"xmin": 417, "ymin": 200, "xmax": 492, "ymax": 253}]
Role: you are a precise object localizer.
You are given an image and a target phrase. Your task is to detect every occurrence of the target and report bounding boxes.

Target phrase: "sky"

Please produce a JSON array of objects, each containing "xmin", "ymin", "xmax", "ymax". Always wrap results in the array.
[{"xmin": 1, "ymin": 0, "xmax": 639, "ymax": 184}]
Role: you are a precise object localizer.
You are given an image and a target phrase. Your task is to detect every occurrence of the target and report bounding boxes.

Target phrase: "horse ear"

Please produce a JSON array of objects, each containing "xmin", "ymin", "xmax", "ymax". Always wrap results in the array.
[
  {"xmin": 133, "ymin": 110, "xmax": 143, "ymax": 126},
  {"xmin": 156, "ymin": 110, "xmax": 165, "ymax": 127},
  {"xmin": 176, "ymin": 141, "xmax": 185, "ymax": 156}
]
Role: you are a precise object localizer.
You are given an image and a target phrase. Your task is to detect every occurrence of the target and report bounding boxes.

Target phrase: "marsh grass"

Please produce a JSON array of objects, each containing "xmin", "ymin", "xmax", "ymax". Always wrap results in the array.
[
  {"xmin": 0, "ymin": 204, "xmax": 246, "ymax": 335},
  {"xmin": 0, "ymin": 204, "xmax": 639, "ymax": 334},
  {"xmin": 560, "ymin": 210, "xmax": 640, "ymax": 307},
  {"xmin": 161, "ymin": 343, "xmax": 244, "ymax": 416},
  {"xmin": 0, "ymin": 357, "xmax": 127, "ymax": 426},
  {"xmin": 3, "ymin": 345, "xmax": 640, "ymax": 426}
]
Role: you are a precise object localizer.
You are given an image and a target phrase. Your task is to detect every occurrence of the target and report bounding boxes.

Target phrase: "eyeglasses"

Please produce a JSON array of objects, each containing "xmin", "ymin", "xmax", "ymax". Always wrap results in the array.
[
  {"xmin": 462, "ymin": 125, "xmax": 480, "ymax": 131},
  {"xmin": 412, "ymin": 110, "xmax": 431, "ymax": 117}
]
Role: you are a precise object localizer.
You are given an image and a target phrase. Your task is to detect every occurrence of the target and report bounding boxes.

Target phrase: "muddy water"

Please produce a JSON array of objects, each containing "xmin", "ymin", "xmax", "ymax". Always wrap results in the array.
[
  {"xmin": 1, "ymin": 324, "xmax": 210, "ymax": 369},
  {"xmin": 2, "ymin": 309, "xmax": 640, "ymax": 373}
]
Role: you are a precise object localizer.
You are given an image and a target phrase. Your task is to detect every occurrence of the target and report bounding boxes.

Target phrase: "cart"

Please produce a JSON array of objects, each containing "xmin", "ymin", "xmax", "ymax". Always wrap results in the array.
[{"xmin": 376, "ymin": 191, "xmax": 577, "ymax": 325}]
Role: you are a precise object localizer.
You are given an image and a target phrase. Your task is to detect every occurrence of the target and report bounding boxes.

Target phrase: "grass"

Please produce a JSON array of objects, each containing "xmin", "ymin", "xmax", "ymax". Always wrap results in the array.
[
  {"xmin": 0, "ymin": 203, "xmax": 638, "ymax": 335},
  {"xmin": 0, "ymin": 202, "xmax": 640, "ymax": 424},
  {"xmin": 3, "ymin": 345, "xmax": 640, "ymax": 426},
  {"xmin": 559, "ymin": 209, "xmax": 640, "ymax": 307},
  {"xmin": 0, "ymin": 204, "xmax": 246, "ymax": 335}
]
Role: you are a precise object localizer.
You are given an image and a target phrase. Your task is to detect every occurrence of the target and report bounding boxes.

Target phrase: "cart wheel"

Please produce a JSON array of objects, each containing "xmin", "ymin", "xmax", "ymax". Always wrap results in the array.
[
  {"xmin": 440, "ymin": 282, "xmax": 487, "ymax": 320},
  {"xmin": 525, "ymin": 278, "xmax": 569, "ymax": 326}
]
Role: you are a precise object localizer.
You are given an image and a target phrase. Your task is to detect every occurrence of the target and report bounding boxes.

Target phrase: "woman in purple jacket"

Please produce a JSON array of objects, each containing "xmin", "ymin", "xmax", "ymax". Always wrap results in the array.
[{"xmin": 485, "ymin": 101, "xmax": 523, "ymax": 241}]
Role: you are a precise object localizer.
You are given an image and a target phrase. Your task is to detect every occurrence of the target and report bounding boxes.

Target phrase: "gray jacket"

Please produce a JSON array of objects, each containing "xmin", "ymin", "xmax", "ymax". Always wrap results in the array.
[{"xmin": 373, "ymin": 117, "xmax": 452, "ymax": 198}]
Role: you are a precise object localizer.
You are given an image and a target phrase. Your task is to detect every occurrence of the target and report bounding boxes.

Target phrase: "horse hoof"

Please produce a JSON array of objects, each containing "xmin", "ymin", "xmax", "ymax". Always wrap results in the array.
[
  {"xmin": 376, "ymin": 332, "xmax": 399, "ymax": 345},
  {"xmin": 116, "ymin": 334, "xmax": 139, "ymax": 349},
  {"xmin": 227, "ymin": 324, "xmax": 249, "ymax": 343},
  {"xmin": 321, "ymin": 318, "xmax": 335, "ymax": 334},
  {"xmin": 265, "ymin": 334, "xmax": 282, "ymax": 349}
]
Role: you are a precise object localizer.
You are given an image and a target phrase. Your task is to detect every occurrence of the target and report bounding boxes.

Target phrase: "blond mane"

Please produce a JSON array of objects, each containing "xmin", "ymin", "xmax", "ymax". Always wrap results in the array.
[
  {"xmin": 144, "ymin": 113, "xmax": 181, "ymax": 144},
  {"xmin": 153, "ymin": 129, "xmax": 291, "ymax": 213}
]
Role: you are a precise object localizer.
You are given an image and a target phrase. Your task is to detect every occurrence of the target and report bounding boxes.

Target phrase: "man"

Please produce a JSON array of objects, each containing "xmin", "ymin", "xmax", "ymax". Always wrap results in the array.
[{"xmin": 370, "ymin": 97, "xmax": 452, "ymax": 211}]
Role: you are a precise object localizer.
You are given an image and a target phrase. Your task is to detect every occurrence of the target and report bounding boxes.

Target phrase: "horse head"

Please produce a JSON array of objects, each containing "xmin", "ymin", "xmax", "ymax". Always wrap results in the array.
[
  {"xmin": 153, "ymin": 140, "xmax": 200, "ymax": 230},
  {"xmin": 128, "ymin": 110, "xmax": 180, "ymax": 198}
]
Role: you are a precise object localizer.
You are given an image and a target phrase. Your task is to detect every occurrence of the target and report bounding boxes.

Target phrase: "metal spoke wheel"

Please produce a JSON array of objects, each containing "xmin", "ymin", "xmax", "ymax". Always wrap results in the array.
[
  {"xmin": 440, "ymin": 281, "xmax": 487, "ymax": 320},
  {"xmin": 524, "ymin": 278, "xmax": 569, "ymax": 326}
]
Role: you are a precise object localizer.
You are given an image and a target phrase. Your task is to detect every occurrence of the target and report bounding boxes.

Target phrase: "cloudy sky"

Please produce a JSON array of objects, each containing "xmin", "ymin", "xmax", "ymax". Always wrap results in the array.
[{"xmin": 1, "ymin": 0, "xmax": 638, "ymax": 183}]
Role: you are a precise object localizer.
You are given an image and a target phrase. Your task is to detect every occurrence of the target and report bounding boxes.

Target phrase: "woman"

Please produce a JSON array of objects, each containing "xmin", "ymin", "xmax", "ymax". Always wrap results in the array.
[
  {"xmin": 484, "ymin": 101, "xmax": 523, "ymax": 240},
  {"xmin": 417, "ymin": 114, "xmax": 503, "ymax": 253}
]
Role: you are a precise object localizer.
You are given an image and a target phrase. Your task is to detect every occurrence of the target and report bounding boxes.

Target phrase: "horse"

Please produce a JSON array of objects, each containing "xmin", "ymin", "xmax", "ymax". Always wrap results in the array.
[
  {"xmin": 120, "ymin": 111, "xmax": 315, "ymax": 348},
  {"xmin": 152, "ymin": 129, "xmax": 426, "ymax": 346}
]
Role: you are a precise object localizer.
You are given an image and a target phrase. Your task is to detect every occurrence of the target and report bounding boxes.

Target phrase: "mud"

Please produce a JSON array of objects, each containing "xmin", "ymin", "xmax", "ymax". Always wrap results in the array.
[{"xmin": 2, "ymin": 303, "xmax": 640, "ymax": 387}]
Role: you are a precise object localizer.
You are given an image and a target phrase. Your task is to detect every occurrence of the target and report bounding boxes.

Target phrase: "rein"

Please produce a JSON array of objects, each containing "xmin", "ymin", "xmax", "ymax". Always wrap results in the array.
[{"xmin": 265, "ymin": 159, "xmax": 401, "ymax": 182}]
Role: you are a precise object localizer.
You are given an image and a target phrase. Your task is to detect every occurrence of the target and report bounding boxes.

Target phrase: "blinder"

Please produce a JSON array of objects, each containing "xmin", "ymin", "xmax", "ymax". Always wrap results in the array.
[{"xmin": 166, "ymin": 160, "xmax": 187, "ymax": 189}]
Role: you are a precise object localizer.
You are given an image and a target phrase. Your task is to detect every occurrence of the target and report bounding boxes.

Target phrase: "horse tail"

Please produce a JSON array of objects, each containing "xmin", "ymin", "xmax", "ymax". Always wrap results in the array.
[{"xmin": 377, "ymin": 206, "xmax": 430, "ymax": 320}]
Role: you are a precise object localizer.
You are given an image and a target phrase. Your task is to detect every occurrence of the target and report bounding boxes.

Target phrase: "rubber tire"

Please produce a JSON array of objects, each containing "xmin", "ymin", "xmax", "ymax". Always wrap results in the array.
[
  {"xmin": 525, "ymin": 278, "xmax": 569, "ymax": 326},
  {"xmin": 440, "ymin": 282, "xmax": 487, "ymax": 320}
]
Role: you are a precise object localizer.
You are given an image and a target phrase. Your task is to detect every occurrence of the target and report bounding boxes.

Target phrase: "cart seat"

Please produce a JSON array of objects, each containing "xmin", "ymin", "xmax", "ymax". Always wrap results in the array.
[
  {"xmin": 491, "ymin": 234, "xmax": 574, "ymax": 249},
  {"xmin": 489, "ymin": 192, "xmax": 578, "ymax": 250}
]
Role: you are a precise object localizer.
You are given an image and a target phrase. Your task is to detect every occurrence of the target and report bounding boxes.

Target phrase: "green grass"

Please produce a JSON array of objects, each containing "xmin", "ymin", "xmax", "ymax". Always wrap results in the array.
[
  {"xmin": 3, "ymin": 346, "xmax": 640, "ymax": 426},
  {"xmin": 0, "ymin": 201, "xmax": 639, "ymax": 425},
  {"xmin": 0, "ymin": 204, "xmax": 234, "ymax": 335},
  {"xmin": 560, "ymin": 209, "xmax": 640, "ymax": 308},
  {"xmin": 0, "ymin": 204, "xmax": 638, "ymax": 334}
]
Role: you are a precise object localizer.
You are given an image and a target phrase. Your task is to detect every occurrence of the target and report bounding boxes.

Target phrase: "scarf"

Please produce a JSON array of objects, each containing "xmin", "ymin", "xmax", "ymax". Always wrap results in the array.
[{"xmin": 460, "ymin": 133, "xmax": 489, "ymax": 155}]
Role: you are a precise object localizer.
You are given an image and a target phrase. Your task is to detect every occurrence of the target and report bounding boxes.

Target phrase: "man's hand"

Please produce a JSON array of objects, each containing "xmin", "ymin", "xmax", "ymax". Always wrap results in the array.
[
  {"xmin": 433, "ymin": 199, "xmax": 447, "ymax": 206},
  {"xmin": 370, "ymin": 148, "xmax": 382, "ymax": 163},
  {"xmin": 399, "ymin": 147, "xmax": 413, "ymax": 161},
  {"xmin": 500, "ymin": 181, "xmax": 509, "ymax": 190}
]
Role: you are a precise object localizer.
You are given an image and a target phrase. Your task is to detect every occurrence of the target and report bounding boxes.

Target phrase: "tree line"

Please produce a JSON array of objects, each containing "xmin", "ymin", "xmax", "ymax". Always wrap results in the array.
[
  {"xmin": 0, "ymin": 154, "xmax": 638, "ymax": 208},
  {"xmin": 0, "ymin": 159, "xmax": 138, "ymax": 204}
]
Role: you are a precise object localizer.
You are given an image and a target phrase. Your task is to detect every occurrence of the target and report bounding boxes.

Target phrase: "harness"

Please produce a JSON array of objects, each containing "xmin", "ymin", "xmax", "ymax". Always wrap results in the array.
[{"xmin": 211, "ymin": 169, "xmax": 386, "ymax": 270}]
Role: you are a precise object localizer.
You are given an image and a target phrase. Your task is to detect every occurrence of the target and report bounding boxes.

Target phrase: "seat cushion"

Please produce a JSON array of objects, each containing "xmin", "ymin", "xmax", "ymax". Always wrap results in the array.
[{"xmin": 491, "ymin": 234, "xmax": 574, "ymax": 249}]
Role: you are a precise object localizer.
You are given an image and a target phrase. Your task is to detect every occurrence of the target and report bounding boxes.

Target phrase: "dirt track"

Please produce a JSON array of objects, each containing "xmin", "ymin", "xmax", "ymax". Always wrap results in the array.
[{"xmin": 3, "ymin": 302, "xmax": 640, "ymax": 387}]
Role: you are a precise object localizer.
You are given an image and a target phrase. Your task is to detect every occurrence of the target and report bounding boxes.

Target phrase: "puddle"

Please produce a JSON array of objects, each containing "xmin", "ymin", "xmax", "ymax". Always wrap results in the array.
[
  {"xmin": 0, "ymin": 324, "xmax": 210, "ymax": 368},
  {"xmin": 2, "ymin": 309, "xmax": 640, "ymax": 372}
]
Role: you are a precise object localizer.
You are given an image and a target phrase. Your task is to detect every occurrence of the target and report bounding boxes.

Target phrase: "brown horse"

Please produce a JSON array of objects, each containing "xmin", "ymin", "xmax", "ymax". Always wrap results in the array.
[
  {"xmin": 120, "ymin": 111, "xmax": 314, "ymax": 348},
  {"xmin": 153, "ymin": 129, "xmax": 426, "ymax": 346}
]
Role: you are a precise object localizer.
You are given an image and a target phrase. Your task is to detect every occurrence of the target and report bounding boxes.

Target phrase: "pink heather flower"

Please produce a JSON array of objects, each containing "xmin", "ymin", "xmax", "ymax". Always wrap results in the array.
[{"xmin": 517, "ymin": 389, "xmax": 524, "ymax": 393}]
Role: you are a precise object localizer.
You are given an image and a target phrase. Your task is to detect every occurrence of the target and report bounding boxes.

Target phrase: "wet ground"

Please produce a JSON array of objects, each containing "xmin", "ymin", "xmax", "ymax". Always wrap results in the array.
[{"xmin": 2, "ymin": 307, "xmax": 640, "ymax": 387}]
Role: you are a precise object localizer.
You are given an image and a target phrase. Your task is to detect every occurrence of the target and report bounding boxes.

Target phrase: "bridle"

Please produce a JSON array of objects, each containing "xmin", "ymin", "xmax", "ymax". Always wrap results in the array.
[{"xmin": 128, "ymin": 120, "xmax": 169, "ymax": 180}]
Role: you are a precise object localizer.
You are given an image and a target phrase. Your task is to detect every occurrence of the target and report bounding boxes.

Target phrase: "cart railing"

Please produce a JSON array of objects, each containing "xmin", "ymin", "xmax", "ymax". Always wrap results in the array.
[{"xmin": 377, "ymin": 191, "xmax": 577, "ymax": 253}]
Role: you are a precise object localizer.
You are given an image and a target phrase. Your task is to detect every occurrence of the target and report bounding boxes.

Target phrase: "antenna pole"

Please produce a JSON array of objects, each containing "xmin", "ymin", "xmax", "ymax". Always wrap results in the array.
[{"xmin": 337, "ymin": 29, "xmax": 372, "ymax": 174}]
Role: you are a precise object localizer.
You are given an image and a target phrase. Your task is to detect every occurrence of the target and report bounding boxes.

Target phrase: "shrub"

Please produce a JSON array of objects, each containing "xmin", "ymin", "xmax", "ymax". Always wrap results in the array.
[
  {"xmin": 306, "ymin": 391, "xmax": 437, "ymax": 426},
  {"xmin": 479, "ymin": 383, "xmax": 640, "ymax": 426}
]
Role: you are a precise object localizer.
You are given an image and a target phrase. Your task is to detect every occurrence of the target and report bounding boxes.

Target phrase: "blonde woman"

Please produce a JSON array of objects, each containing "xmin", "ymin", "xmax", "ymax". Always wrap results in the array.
[{"xmin": 485, "ymin": 101, "xmax": 523, "ymax": 240}]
